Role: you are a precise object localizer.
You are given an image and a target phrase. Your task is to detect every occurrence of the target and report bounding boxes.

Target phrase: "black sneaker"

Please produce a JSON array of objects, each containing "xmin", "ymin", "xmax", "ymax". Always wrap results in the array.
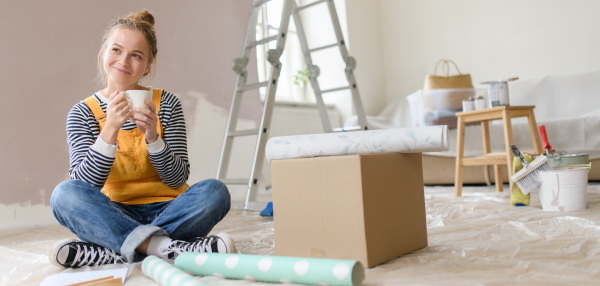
[
  {"xmin": 165, "ymin": 232, "xmax": 236, "ymax": 259},
  {"xmin": 49, "ymin": 239, "xmax": 125, "ymax": 268}
]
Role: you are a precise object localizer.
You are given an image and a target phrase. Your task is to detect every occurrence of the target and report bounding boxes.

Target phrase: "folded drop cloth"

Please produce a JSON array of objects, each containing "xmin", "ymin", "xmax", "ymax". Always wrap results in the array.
[{"xmin": 265, "ymin": 126, "xmax": 448, "ymax": 162}]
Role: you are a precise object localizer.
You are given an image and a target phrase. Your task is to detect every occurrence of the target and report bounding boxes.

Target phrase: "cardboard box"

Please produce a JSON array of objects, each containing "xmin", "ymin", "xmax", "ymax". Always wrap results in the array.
[{"xmin": 271, "ymin": 153, "xmax": 428, "ymax": 268}]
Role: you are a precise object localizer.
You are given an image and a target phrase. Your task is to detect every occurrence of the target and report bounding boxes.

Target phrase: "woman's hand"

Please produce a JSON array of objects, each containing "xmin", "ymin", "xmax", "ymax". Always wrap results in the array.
[
  {"xmin": 106, "ymin": 91, "xmax": 132, "ymax": 128},
  {"xmin": 131, "ymin": 99, "xmax": 159, "ymax": 144},
  {"xmin": 100, "ymin": 91, "xmax": 131, "ymax": 145}
]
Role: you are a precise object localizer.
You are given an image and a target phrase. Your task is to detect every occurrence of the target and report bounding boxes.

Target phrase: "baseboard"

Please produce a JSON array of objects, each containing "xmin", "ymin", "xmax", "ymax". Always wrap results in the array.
[{"xmin": 0, "ymin": 203, "xmax": 58, "ymax": 234}]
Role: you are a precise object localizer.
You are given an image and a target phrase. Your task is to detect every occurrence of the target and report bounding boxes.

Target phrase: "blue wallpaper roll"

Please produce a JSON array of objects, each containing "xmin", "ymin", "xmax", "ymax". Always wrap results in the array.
[{"xmin": 265, "ymin": 126, "xmax": 448, "ymax": 162}]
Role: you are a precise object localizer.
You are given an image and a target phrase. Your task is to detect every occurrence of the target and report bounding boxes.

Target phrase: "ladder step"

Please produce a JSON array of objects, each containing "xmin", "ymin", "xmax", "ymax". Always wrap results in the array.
[
  {"xmin": 228, "ymin": 128, "xmax": 260, "ymax": 137},
  {"xmin": 321, "ymin": 86, "xmax": 351, "ymax": 94},
  {"xmin": 248, "ymin": 35, "xmax": 278, "ymax": 48},
  {"xmin": 295, "ymin": 0, "xmax": 327, "ymax": 12},
  {"xmin": 238, "ymin": 81, "xmax": 269, "ymax": 91},
  {"xmin": 309, "ymin": 43, "xmax": 339, "ymax": 53},
  {"xmin": 221, "ymin": 179, "xmax": 250, "ymax": 185}
]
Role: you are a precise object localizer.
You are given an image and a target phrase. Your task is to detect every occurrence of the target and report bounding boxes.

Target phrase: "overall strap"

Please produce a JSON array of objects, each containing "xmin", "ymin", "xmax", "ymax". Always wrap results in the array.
[
  {"xmin": 83, "ymin": 96, "xmax": 106, "ymax": 122},
  {"xmin": 152, "ymin": 89, "xmax": 164, "ymax": 136}
]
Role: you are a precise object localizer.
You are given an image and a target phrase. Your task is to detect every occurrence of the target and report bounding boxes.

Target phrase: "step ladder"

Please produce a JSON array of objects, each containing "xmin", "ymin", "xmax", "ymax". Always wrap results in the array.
[{"xmin": 217, "ymin": 0, "xmax": 369, "ymax": 211}]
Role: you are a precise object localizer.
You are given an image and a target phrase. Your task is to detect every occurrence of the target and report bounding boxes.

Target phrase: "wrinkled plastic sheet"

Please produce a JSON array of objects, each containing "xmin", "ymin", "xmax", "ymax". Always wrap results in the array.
[{"xmin": 3, "ymin": 183, "xmax": 600, "ymax": 285}]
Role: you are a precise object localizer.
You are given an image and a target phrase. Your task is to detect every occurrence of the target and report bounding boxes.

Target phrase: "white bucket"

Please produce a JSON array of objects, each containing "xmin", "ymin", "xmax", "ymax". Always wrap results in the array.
[{"xmin": 539, "ymin": 167, "xmax": 589, "ymax": 211}]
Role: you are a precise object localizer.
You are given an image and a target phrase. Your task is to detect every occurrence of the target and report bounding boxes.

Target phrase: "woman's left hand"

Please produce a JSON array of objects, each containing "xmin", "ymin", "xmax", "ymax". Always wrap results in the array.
[{"xmin": 131, "ymin": 99, "xmax": 159, "ymax": 144}]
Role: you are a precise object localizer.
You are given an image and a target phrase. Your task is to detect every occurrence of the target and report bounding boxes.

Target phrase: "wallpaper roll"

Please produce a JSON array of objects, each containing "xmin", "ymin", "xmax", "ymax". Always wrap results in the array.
[
  {"xmin": 142, "ymin": 256, "xmax": 205, "ymax": 286},
  {"xmin": 265, "ymin": 126, "xmax": 448, "ymax": 162},
  {"xmin": 175, "ymin": 253, "xmax": 365, "ymax": 286}
]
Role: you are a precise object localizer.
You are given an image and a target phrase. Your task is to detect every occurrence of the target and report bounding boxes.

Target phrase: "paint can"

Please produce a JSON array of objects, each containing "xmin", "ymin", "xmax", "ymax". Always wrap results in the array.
[
  {"xmin": 487, "ymin": 81, "xmax": 510, "ymax": 107},
  {"xmin": 481, "ymin": 77, "xmax": 518, "ymax": 107},
  {"xmin": 474, "ymin": 96, "xmax": 486, "ymax": 110},
  {"xmin": 547, "ymin": 153, "xmax": 589, "ymax": 168},
  {"xmin": 539, "ymin": 167, "xmax": 589, "ymax": 211},
  {"xmin": 462, "ymin": 98, "xmax": 474, "ymax": 112}
]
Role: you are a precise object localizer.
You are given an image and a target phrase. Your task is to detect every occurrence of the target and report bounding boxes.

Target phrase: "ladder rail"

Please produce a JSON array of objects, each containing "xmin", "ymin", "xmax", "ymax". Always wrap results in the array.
[
  {"xmin": 217, "ymin": 81, "xmax": 244, "ymax": 179},
  {"xmin": 291, "ymin": 0, "xmax": 333, "ymax": 133},
  {"xmin": 243, "ymin": 0, "xmax": 294, "ymax": 208},
  {"xmin": 218, "ymin": 0, "xmax": 294, "ymax": 210},
  {"xmin": 218, "ymin": 4, "xmax": 263, "ymax": 179},
  {"xmin": 347, "ymin": 68, "xmax": 369, "ymax": 129},
  {"xmin": 325, "ymin": 0, "xmax": 368, "ymax": 130},
  {"xmin": 325, "ymin": 0, "xmax": 349, "ymax": 60},
  {"xmin": 245, "ymin": 65, "xmax": 281, "ymax": 205}
]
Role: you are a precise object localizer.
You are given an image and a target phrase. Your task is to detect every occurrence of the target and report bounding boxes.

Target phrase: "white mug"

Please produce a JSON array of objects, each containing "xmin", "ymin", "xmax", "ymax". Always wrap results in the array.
[{"xmin": 124, "ymin": 90, "xmax": 152, "ymax": 114}]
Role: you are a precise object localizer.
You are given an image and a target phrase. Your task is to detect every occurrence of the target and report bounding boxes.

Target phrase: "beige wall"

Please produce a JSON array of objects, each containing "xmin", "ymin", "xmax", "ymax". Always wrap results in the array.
[
  {"xmin": 0, "ymin": 1, "xmax": 254, "ymax": 212},
  {"xmin": 346, "ymin": 0, "xmax": 600, "ymax": 125}
]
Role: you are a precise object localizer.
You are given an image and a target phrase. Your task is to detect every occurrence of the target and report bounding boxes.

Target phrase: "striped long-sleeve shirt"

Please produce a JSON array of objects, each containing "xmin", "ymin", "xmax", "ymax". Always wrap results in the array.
[{"xmin": 66, "ymin": 90, "xmax": 190, "ymax": 190}]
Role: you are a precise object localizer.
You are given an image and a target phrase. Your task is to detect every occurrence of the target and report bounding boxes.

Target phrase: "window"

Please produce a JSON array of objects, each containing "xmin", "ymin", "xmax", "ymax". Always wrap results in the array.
[
  {"xmin": 255, "ymin": 0, "xmax": 350, "ymax": 107},
  {"xmin": 256, "ymin": 0, "xmax": 314, "ymax": 103}
]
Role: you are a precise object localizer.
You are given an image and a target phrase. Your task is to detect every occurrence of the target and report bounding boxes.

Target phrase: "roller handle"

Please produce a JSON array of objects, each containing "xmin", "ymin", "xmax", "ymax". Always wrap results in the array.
[
  {"xmin": 539, "ymin": 125, "xmax": 552, "ymax": 151},
  {"xmin": 510, "ymin": 145, "xmax": 530, "ymax": 168}
]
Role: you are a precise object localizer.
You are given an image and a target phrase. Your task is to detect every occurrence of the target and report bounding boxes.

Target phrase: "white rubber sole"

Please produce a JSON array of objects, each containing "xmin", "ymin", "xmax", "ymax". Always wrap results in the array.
[
  {"xmin": 213, "ymin": 232, "xmax": 236, "ymax": 254},
  {"xmin": 48, "ymin": 238, "xmax": 78, "ymax": 268}
]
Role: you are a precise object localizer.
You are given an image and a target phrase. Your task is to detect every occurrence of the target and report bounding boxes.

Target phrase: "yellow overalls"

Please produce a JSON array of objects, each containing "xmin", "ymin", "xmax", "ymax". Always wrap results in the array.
[{"xmin": 84, "ymin": 89, "xmax": 188, "ymax": 205}]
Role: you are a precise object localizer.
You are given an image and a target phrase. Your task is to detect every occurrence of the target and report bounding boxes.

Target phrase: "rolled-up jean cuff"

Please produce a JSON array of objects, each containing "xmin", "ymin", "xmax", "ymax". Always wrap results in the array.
[{"xmin": 121, "ymin": 225, "xmax": 167, "ymax": 263}]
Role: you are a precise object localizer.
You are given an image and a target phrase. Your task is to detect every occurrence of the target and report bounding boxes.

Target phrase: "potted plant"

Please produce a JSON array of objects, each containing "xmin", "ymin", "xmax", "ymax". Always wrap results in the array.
[{"xmin": 292, "ymin": 68, "xmax": 310, "ymax": 101}]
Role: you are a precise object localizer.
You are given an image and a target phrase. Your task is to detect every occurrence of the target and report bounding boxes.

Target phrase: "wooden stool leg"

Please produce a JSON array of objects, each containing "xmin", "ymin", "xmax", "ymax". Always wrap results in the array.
[
  {"xmin": 481, "ymin": 120, "xmax": 501, "ymax": 191},
  {"xmin": 455, "ymin": 116, "xmax": 466, "ymax": 197},
  {"xmin": 494, "ymin": 165, "xmax": 502, "ymax": 192},
  {"xmin": 527, "ymin": 109, "xmax": 543, "ymax": 154},
  {"xmin": 481, "ymin": 120, "xmax": 491, "ymax": 156},
  {"xmin": 502, "ymin": 109, "xmax": 515, "ymax": 191}
]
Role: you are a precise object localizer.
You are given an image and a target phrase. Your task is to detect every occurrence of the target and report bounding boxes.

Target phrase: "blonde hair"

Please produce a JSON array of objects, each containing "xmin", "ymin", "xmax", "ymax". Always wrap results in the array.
[{"xmin": 97, "ymin": 9, "xmax": 158, "ymax": 85}]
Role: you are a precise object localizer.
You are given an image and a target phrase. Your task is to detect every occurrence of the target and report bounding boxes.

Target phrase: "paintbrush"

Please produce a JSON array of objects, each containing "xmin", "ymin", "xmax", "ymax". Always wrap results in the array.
[
  {"xmin": 539, "ymin": 125, "xmax": 554, "ymax": 155},
  {"xmin": 510, "ymin": 145, "xmax": 553, "ymax": 194}
]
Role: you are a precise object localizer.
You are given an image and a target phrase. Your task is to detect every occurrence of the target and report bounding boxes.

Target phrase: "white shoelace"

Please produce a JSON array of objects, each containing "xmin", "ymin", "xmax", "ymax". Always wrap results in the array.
[
  {"xmin": 72, "ymin": 244, "xmax": 125, "ymax": 267},
  {"xmin": 164, "ymin": 236, "xmax": 218, "ymax": 257}
]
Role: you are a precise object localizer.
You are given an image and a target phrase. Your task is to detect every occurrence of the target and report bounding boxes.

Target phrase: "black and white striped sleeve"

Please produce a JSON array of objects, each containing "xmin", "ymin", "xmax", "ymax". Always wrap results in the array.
[
  {"xmin": 66, "ymin": 102, "xmax": 115, "ymax": 189},
  {"xmin": 148, "ymin": 91, "xmax": 190, "ymax": 189}
]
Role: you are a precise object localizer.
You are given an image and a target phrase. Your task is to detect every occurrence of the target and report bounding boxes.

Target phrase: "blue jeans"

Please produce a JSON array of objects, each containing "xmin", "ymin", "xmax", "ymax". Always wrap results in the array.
[{"xmin": 51, "ymin": 179, "xmax": 230, "ymax": 263}]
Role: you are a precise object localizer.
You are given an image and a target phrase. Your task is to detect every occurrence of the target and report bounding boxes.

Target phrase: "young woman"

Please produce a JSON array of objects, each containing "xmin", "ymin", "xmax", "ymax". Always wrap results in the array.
[{"xmin": 49, "ymin": 9, "xmax": 234, "ymax": 268}]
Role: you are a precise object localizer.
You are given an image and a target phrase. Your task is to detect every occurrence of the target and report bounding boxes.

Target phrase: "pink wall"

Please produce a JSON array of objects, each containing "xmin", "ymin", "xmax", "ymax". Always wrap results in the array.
[{"xmin": 0, "ymin": 1, "xmax": 256, "ymax": 205}]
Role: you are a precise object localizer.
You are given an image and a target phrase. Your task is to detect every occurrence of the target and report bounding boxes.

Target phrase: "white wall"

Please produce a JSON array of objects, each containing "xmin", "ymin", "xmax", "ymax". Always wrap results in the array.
[
  {"xmin": 344, "ymin": 0, "xmax": 387, "ymax": 116},
  {"xmin": 345, "ymin": 0, "xmax": 600, "ymax": 126}
]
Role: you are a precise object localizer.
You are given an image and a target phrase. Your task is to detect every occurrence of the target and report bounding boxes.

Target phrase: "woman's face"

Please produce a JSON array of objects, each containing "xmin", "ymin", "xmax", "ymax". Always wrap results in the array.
[{"xmin": 103, "ymin": 28, "xmax": 151, "ymax": 90}]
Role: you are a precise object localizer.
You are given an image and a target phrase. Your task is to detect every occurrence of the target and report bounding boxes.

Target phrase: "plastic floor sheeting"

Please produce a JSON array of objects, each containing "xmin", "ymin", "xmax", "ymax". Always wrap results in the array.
[{"xmin": 3, "ymin": 183, "xmax": 600, "ymax": 285}]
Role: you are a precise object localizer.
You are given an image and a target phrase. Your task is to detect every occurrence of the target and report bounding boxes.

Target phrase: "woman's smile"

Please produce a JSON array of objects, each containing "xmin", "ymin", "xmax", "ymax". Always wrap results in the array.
[{"xmin": 113, "ymin": 66, "xmax": 131, "ymax": 74}]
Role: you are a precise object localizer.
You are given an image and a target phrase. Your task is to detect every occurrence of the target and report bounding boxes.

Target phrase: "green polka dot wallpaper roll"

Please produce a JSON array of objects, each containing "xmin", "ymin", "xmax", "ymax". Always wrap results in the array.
[
  {"xmin": 174, "ymin": 252, "xmax": 365, "ymax": 285},
  {"xmin": 142, "ymin": 255, "xmax": 205, "ymax": 286}
]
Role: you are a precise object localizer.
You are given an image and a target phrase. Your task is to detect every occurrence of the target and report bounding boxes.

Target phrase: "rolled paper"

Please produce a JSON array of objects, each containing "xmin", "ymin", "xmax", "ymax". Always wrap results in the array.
[
  {"xmin": 175, "ymin": 253, "xmax": 365, "ymax": 286},
  {"xmin": 142, "ymin": 256, "xmax": 205, "ymax": 286},
  {"xmin": 265, "ymin": 126, "xmax": 448, "ymax": 162}
]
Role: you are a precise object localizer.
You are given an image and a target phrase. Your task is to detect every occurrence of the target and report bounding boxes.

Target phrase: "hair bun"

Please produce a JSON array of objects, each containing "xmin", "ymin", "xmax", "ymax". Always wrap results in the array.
[{"xmin": 127, "ymin": 9, "xmax": 155, "ymax": 26}]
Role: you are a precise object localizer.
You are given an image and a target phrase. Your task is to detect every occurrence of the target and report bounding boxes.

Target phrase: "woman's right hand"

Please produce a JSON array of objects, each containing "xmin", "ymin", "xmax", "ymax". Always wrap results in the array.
[{"xmin": 100, "ymin": 90, "xmax": 131, "ymax": 145}]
